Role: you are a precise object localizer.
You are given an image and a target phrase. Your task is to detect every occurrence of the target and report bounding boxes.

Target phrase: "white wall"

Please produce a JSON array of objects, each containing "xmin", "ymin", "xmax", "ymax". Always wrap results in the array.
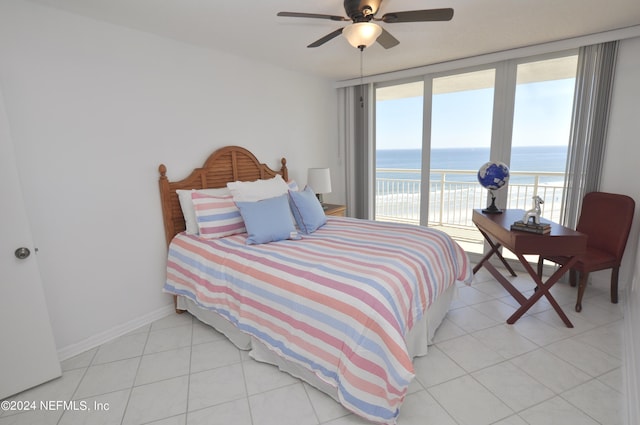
[
  {"xmin": 601, "ymin": 36, "xmax": 640, "ymax": 424},
  {"xmin": 0, "ymin": 0, "xmax": 341, "ymax": 356}
]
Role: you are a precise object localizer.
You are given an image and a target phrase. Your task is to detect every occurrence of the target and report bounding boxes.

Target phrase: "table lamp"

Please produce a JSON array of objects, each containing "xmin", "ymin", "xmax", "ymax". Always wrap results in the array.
[{"xmin": 307, "ymin": 168, "xmax": 332, "ymax": 206}]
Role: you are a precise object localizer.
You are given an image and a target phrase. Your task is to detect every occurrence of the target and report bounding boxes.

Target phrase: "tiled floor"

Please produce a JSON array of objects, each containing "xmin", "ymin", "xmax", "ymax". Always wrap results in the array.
[{"xmin": 1, "ymin": 268, "xmax": 624, "ymax": 425}]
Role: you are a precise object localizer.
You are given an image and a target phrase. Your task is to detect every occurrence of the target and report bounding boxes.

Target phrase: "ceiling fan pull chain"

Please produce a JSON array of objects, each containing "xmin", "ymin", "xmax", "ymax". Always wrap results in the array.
[{"xmin": 360, "ymin": 48, "xmax": 364, "ymax": 108}]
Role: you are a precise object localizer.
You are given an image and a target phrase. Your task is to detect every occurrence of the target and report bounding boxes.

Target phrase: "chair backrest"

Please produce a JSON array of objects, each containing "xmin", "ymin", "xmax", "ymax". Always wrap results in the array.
[{"xmin": 576, "ymin": 191, "xmax": 635, "ymax": 261}]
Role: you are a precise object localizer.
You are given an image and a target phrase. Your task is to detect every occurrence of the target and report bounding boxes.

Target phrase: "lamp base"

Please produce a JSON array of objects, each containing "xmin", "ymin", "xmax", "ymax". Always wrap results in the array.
[{"xmin": 482, "ymin": 195, "xmax": 503, "ymax": 214}]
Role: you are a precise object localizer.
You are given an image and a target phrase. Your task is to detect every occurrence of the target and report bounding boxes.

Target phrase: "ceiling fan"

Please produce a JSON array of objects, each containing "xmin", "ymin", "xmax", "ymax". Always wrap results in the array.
[{"xmin": 277, "ymin": 0, "xmax": 454, "ymax": 50}]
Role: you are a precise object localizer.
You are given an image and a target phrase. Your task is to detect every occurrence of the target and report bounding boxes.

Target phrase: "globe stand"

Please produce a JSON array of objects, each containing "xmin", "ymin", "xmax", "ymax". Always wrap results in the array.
[{"xmin": 482, "ymin": 192, "xmax": 503, "ymax": 214}]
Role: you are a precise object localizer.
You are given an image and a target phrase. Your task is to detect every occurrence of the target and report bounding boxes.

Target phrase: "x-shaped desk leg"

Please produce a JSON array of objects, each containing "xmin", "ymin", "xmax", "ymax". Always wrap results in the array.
[
  {"xmin": 506, "ymin": 254, "xmax": 577, "ymax": 327},
  {"xmin": 473, "ymin": 228, "xmax": 517, "ymax": 277},
  {"xmin": 473, "ymin": 228, "xmax": 576, "ymax": 327}
]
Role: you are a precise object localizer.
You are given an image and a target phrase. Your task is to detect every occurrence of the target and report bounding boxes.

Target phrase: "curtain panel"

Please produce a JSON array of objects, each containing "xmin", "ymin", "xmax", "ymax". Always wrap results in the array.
[
  {"xmin": 562, "ymin": 41, "xmax": 619, "ymax": 228},
  {"xmin": 338, "ymin": 84, "xmax": 374, "ymax": 219}
]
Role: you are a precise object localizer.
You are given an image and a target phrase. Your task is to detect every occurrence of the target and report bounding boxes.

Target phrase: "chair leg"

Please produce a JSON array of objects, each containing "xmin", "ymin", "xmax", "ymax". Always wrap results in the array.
[
  {"xmin": 569, "ymin": 269, "xmax": 577, "ymax": 287},
  {"xmin": 611, "ymin": 267, "xmax": 620, "ymax": 304},
  {"xmin": 575, "ymin": 271, "xmax": 589, "ymax": 312}
]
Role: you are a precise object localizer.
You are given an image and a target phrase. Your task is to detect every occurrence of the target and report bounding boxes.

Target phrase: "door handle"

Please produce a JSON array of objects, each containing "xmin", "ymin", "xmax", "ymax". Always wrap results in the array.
[{"xmin": 15, "ymin": 247, "xmax": 31, "ymax": 260}]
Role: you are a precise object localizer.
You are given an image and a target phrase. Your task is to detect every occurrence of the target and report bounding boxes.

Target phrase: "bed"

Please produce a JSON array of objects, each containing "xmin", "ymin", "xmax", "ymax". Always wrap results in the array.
[{"xmin": 159, "ymin": 146, "xmax": 472, "ymax": 424}]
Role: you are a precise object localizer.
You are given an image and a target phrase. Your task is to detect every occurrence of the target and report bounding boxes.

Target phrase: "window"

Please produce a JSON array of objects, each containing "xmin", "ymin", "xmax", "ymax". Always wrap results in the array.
[{"xmin": 373, "ymin": 51, "xmax": 578, "ymax": 257}]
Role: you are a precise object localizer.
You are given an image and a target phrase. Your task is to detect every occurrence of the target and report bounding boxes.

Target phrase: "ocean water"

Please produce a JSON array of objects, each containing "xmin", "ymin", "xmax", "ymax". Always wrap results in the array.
[
  {"xmin": 376, "ymin": 145, "xmax": 567, "ymax": 184},
  {"xmin": 375, "ymin": 146, "xmax": 568, "ymax": 223}
]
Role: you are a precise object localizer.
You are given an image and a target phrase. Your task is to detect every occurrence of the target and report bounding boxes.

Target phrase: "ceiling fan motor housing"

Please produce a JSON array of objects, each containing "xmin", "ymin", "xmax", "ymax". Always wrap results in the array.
[{"xmin": 344, "ymin": 0, "xmax": 381, "ymax": 21}]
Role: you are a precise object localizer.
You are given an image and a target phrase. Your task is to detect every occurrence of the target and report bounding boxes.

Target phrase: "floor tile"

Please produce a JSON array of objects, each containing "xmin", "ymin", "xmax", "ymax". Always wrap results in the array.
[
  {"xmin": 413, "ymin": 345, "xmax": 466, "ymax": 388},
  {"xmin": 470, "ymin": 299, "xmax": 522, "ymax": 323},
  {"xmin": 471, "ymin": 362, "xmax": 555, "ymax": 411},
  {"xmin": 533, "ymin": 307, "xmax": 599, "ymax": 335},
  {"xmin": 135, "ymin": 346, "xmax": 191, "ymax": 386},
  {"xmin": 519, "ymin": 396, "xmax": 600, "ymax": 425},
  {"xmin": 0, "ymin": 408, "xmax": 63, "ymax": 425},
  {"xmin": 429, "ymin": 318, "xmax": 466, "ymax": 343},
  {"xmin": 151, "ymin": 312, "xmax": 193, "ymax": 332},
  {"xmin": 61, "ymin": 348, "xmax": 97, "ymax": 372},
  {"xmin": 122, "ymin": 375, "xmax": 189, "ymax": 425},
  {"xmin": 562, "ymin": 379, "xmax": 623, "ymax": 425},
  {"xmin": 491, "ymin": 415, "xmax": 529, "ymax": 425},
  {"xmin": 188, "ymin": 363, "xmax": 246, "ymax": 411},
  {"xmin": 574, "ymin": 321, "xmax": 623, "ymax": 359},
  {"xmin": 303, "ymin": 383, "xmax": 350, "ymax": 424},
  {"xmin": 320, "ymin": 414, "xmax": 372, "ymax": 425},
  {"xmin": 248, "ymin": 383, "xmax": 318, "ymax": 425},
  {"xmin": 455, "ymin": 285, "xmax": 496, "ymax": 305},
  {"xmin": 74, "ymin": 357, "xmax": 139, "ymax": 399},
  {"xmin": 396, "ymin": 390, "xmax": 457, "ymax": 425},
  {"xmin": 187, "ymin": 399, "xmax": 252, "ymax": 425},
  {"xmin": 597, "ymin": 367, "xmax": 623, "ymax": 392},
  {"xmin": 471, "ymin": 324, "xmax": 539, "ymax": 359},
  {"xmin": 242, "ymin": 358, "xmax": 300, "ymax": 396},
  {"xmin": 545, "ymin": 338, "xmax": 621, "ymax": 377},
  {"xmin": 147, "ymin": 414, "xmax": 186, "ymax": 425},
  {"xmin": 58, "ymin": 388, "xmax": 130, "ymax": 425},
  {"xmin": 91, "ymin": 332, "xmax": 148, "ymax": 365},
  {"xmin": 4, "ymin": 368, "xmax": 85, "ymax": 406},
  {"xmin": 509, "ymin": 349, "xmax": 592, "ymax": 394},
  {"xmin": 509, "ymin": 315, "xmax": 571, "ymax": 346},
  {"xmin": 577, "ymin": 300, "xmax": 624, "ymax": 326},
  {"xmin": 445, "ymin": 305, "xmax": 500, "ymax": 332},
  {"xmin": 190, "ymin": 339, "xmax": 241, "ymax": 374},
  {"xmin": 5, "ymin": 265, "xmax": 625, "ymax": 425},
  {"xmin": 428, "ymin": 375, "xmax": 513, "ymax": 425},
  {"xmin": 145, "ymin": 325, "xmax": 193, "ymax": 355},
  {"xmin": 471, "ymin": 279, "xmax": 511, "ymax": 298},
  {"xmin": 191, "ymin": 320, "xmax": 226, "ymax": 345},
  {"xmin": 436, "ymin": 334, "xmax": 506, "ymax": 372}
]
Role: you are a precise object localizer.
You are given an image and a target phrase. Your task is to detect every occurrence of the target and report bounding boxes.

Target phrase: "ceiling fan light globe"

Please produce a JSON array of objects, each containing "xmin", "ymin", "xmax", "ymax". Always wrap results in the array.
[{"xmin": 342, "ymin": 22, "xmax": 382, "ymax": 49}]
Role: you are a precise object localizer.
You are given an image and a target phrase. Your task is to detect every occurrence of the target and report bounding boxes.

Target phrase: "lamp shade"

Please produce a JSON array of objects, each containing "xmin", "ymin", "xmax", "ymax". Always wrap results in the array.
[
  {"xmin": 342, "ymin": 22, "xmax": 382, "ymax": 49},
  {"xmin": 307, "ymin": 168, "xmax": 332, "ymax": 194}
]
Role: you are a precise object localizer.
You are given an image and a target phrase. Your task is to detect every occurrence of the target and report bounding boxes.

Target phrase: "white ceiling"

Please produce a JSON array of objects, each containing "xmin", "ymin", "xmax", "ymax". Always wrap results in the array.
[{"xmin": 29, "ymin": 0, "xmax": 640, "ymax": 82}]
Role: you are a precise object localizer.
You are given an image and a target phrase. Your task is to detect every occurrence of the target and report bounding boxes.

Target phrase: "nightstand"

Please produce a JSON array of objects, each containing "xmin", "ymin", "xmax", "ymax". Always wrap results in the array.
[{"xmin": 323, "ymin": 204, "xmax": 346, "ymax": 217}]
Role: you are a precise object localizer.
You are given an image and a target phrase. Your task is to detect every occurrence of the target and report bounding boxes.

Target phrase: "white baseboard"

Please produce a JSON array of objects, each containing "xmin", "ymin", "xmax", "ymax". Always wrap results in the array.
[{"xmin": 57, "ymin": 303, "xmax": 175, "ymax": 361}]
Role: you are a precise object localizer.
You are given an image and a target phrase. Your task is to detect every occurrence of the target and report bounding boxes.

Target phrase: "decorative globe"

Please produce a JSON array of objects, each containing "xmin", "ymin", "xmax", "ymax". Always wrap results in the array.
[{"xmin": 477, "ymin": 161, "xmax": 510, "ymax": 191}]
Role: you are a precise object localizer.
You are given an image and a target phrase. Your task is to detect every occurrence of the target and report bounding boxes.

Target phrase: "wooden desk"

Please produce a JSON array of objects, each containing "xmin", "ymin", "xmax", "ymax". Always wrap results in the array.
[{"xmin": 472, "ymin": 209, "xmax": 587, "ymax": 328}]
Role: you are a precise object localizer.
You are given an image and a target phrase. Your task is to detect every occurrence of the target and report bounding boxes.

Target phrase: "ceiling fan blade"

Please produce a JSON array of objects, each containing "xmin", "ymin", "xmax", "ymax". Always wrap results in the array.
[
  {"xmin": 277, "ymin": 12, "xmax": 348, "ymax": 22},
  {"xmin": 307, "ymin": 28, "xmax": 344, "ymax": 48},
  {"xmin": 380, "ymin": 8, "xmax": 454, "ymax": 23},
  {"xmin": 377, "ymin": 28, "xmax": 399, "ymax": 49}
]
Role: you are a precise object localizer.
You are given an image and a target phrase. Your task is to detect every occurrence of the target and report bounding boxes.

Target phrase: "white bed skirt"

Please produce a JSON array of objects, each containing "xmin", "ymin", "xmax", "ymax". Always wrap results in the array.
[{"xmin": 176, "ymin": 283, "xmax": 457, "ymax": 401}]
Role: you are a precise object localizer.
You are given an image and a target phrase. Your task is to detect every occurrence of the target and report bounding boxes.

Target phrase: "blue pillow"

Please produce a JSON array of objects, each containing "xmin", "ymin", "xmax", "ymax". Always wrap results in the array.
[
  {"xmin": 235, "ymin": 195, "xmax": 300, "ymax": 244},
  {"xmin": 288, "ymin": 186, "xmax": 328, "ymax": 234}
]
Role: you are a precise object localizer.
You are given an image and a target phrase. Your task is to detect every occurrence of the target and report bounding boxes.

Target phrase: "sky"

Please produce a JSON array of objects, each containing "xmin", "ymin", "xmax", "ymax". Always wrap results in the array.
[{"xmin": 376, "ymin": 78, "xmax": 576, "ymax": 150}]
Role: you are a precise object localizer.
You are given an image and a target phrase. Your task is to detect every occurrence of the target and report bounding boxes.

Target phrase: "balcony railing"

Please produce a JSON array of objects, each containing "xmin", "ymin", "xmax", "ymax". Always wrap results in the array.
[{"xmin": 376, "ymin": 168, "xmax": 565, "ymax": 227}]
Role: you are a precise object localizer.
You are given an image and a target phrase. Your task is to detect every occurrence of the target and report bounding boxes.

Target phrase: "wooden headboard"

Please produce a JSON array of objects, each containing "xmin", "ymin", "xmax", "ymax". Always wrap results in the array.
[{"xmin": 158, "ymin": 145, "xmax": 288, "ymax": 246}]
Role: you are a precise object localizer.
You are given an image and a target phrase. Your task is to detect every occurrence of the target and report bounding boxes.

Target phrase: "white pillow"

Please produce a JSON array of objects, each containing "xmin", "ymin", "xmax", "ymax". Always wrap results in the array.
[
  {"xmin": 176, "ymin": 188, "xmax": 230, "ymax": 234},
  {"xmin": 227, "ymin": 174, "xmax": 290, "ymax": 202}
]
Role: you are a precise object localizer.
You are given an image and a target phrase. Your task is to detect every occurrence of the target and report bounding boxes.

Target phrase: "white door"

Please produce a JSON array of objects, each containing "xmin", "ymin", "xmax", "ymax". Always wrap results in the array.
[{"xmin": 0, "ymin": 90, "xmax": 61, "ymax": 399}]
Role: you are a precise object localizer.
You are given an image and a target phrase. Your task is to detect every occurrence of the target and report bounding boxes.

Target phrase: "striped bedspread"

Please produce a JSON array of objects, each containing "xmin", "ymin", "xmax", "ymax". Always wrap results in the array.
[{"xmin": 164, "ymin": 217, "xmax": 471, "ymax": 424}]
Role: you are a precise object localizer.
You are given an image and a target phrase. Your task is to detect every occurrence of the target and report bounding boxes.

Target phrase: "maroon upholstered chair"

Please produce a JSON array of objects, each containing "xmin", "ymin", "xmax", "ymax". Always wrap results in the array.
[{"xmin": 537, "ymin": 192, "xmax": 635, "ymax": 312}]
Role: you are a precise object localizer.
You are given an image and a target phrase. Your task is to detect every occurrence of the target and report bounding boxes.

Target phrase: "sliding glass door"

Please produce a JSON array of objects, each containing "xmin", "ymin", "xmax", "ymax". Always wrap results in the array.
[
  {"xmin": 428, "ymin": 69, "xmax": 496, "ymax": 253},
  {"xmin": 508, "ymin": 55, "xmax": 578, "ymax": 220},
  {"xmin": 375, "ymin": 81, "xmax": 424, "ymax": 224},
  {"xmin": 372, "ymin": 51, "xmax": 578, "ymax": 257}
]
